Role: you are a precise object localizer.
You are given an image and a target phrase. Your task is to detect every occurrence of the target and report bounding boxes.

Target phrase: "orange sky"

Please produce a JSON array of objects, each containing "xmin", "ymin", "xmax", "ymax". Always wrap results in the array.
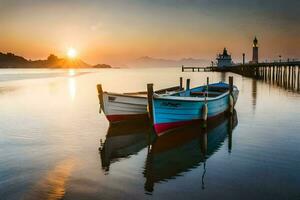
[{"xmin": 0, "ymin": 0, "xmax": 299, "ymax": 65}]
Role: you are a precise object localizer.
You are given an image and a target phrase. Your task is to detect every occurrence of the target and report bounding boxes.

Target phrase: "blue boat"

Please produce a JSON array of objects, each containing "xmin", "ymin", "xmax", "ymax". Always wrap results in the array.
[{"xmin": 152, "ymin": 82, "xmax": 239, "ymax": 135}]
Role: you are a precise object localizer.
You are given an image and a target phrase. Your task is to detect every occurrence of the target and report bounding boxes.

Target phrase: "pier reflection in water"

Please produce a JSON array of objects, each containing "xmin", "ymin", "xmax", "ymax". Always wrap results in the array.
[
  {"xmin": 252, "ymin": 79, "xmax": 257, "ymax": 108},
  {"xmin": 99, "ymin": 111, "xmax": 238, "ymax": 194}
]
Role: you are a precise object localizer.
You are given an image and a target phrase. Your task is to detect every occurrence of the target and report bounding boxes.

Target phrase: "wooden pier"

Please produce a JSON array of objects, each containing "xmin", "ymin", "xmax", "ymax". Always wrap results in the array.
[
  {"xmin": 218, "ymin": 61, "xmax": 300, "ymax": 91},
  {"xmin": 182, "ymin": 61, "xmax": 300, "ymax": 91},
  {"xmin": 181, "ymin": 66, "xmax": 216, "ymax": 72}
]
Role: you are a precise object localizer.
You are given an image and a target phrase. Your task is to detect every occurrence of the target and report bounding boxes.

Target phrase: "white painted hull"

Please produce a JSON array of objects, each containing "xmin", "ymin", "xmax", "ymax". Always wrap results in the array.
[{"xmin": 102, "ymin": 92, "xmax": 148, "ymax": 122}]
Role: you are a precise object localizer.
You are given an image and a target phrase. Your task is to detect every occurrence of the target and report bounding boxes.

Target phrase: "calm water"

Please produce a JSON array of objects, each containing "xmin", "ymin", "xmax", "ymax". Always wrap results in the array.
[{"xmin": 0, "ymin": 68, "xmax": 300, "ymax": 200}]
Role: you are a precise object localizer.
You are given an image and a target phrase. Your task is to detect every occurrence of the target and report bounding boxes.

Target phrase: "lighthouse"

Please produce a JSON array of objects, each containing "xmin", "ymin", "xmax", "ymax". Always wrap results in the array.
[
  {"xmin": 216, "ymin": 48, "xmax": 232, "ymax": 67},
  {"xmin": 252, "ymin": 37, "xmax": 258, "ymax": 63}
]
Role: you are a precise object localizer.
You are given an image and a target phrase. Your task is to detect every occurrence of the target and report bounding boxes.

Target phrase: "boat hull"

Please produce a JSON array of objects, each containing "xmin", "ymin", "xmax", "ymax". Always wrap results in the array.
[
  {"xmin": 102, "ymin": 92, "xmax": 148, "ymax": 123},
  {"xmin": 153, "ymin": 86, "xmax": 238, "ymax": 135}
]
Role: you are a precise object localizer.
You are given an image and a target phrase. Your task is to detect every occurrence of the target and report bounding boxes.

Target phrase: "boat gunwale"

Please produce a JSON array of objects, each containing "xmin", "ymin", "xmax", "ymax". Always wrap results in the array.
[
  {"xmin": 104, "ymin": 92, "xmax": 147, "ymax": 99},
  {"xmin": 103, "ymin": 85, "xmax": 181, "ymax": 100},
  {"xmin": 154, "ymin": 87, "xmax": 238, "ymax": 102}
]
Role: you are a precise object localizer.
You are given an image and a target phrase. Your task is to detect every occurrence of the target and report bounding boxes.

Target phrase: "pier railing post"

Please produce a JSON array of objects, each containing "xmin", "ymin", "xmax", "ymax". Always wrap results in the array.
[
  {"xmin": 186, "ymin": 79, "xmax": 190, "ymax": 90},
  {"xmin": 180, "ymin": 77, "xmax": 183, "ymax": 90},
  {"xmin": 147, "ymin": 84, "xmax": 154, "ymax": 123}
]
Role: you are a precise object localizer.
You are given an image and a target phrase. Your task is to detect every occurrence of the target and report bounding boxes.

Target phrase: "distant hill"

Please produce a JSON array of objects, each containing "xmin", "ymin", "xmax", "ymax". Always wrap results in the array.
[
  {"xmin": 92, "ymin": 63, "xmax": 112, "ymax": 68},
  {"xmin": 130, "ymin": 56, "xmax": 210, "ymax": 67},
  {"xmin": 0, "ymin": 52, "xmax": 111, "ymax": 68},
  {"xmin": 0, "ymin": 53, "xmax": 29, "ymax": 67}
]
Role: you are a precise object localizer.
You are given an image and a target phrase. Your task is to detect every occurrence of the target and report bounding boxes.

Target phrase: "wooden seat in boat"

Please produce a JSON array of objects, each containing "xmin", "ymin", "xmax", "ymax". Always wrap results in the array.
[
  {"xmin": 190, "ymin": 91, "xmax": 223, "ymax": 97},
  {"xmin": 190, "ymin": 91, "xmax": 207, "ymax": 96}
]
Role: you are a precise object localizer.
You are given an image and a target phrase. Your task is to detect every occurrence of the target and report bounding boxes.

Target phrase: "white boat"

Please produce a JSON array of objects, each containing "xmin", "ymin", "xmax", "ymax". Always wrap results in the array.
[
  {"xmin": 102, "ymin": 92, "xmax": 148, "ymax": 122},
  {"xmin": 97, "ymin": 85, "xmax": 180, "ymax": 123}
]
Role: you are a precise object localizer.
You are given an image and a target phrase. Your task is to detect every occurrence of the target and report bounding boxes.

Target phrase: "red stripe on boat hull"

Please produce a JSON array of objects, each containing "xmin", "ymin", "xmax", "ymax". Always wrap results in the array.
[
  {"xmin": 106, "ymin": 114, "xmax": 148, "ymax": 123},
  {"xmin": 154, "ymin": 111, "xmax": 229, "ymax": 136}
]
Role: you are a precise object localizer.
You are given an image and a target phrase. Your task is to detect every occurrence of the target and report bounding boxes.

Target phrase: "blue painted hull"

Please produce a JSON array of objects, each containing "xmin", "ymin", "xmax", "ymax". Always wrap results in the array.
[{"xmin": 152, "ymin": 82, "xmax": 238, "ymax": 134}]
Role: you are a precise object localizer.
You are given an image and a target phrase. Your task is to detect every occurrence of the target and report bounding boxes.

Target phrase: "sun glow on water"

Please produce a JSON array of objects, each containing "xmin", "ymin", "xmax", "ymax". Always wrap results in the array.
[
  {"xmin": 68, "ymin": 78, "xmax": 76, "ymax": 101},
  {"xmin": 68, "ymin": 69, "xmax": 76, "ymax": 76}
]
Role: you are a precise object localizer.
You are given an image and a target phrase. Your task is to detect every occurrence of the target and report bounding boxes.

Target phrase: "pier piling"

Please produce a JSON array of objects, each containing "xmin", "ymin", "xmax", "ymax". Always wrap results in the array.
[{"xmin": 181, "ymin": 61, "xmax": 299, "ymax": 92}]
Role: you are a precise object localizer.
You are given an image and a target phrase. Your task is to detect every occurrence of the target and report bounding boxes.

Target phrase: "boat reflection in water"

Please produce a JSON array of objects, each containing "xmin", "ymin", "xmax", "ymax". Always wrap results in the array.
[
  {"xmin": 144, "ymin": 110, "xmax": 238, "ymax": 193},
  {"xmin": 99, "ymin": 118, "xmax": 155, "ymax": 172}
]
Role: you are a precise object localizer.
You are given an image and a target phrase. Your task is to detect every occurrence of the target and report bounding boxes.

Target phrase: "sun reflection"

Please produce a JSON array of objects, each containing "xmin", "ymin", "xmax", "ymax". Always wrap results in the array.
[
  {"xmin": 68, "ymin": 78, "xmax": 76, "ymax": 100},
  {"xmin": 68, "ymin": 69, "xmax": 76, "ymax": 77},
  {"xmin": 24, "ymin": 158, "xmax": 76, "ymax": 200}
]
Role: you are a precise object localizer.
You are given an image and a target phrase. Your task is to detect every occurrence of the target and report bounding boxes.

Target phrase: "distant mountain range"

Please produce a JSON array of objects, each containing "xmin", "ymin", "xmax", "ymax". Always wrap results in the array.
[
  {"xmin": 0, "ymin": 52, "xmax": 111, "ymax": 68},
  {"xmin": 130, "ymin": 56, "xmax": 210, "ymax": 67},
  {"xmin": 0, "ymin": 52, "xmax": 210, "ymax": 68}
]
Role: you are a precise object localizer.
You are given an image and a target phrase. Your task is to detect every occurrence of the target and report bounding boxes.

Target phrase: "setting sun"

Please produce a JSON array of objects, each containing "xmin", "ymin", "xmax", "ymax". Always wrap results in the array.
[{"xmin": 67, "ymin": 48, "xmax": 77, "ymax": 59}]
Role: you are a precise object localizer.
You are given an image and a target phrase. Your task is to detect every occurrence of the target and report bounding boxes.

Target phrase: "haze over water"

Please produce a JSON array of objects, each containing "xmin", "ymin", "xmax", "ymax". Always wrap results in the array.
[{"xmin": 0, "ymin": 67, "xmax": 300, "ymax": 199}]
